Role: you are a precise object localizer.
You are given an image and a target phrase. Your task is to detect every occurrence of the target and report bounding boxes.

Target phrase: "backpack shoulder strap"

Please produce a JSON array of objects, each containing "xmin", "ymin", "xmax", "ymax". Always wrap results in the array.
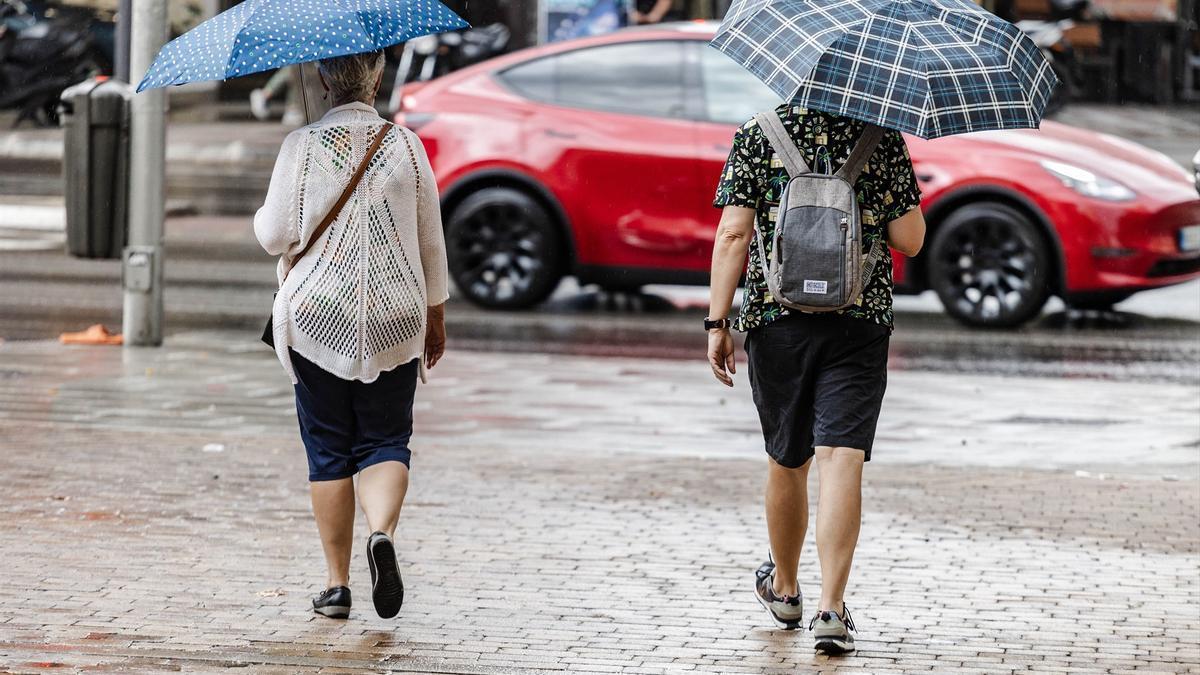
[
  {"xmin": 835, "ymin": 123, "xmax": 886, "ymax": 184},
  {"xmin": 753, "ymin": 111, "xmax": 810, "ymax": 177}
]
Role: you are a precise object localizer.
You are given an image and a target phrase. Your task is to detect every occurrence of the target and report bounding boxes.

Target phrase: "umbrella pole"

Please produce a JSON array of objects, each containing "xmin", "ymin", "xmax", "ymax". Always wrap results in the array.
[{"xmin": 300, "ymin": 65, "xmax": 311, "ymax": 126}]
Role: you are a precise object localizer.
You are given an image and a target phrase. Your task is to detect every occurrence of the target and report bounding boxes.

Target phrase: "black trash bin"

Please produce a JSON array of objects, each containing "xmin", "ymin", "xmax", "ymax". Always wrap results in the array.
[{"xmin": 60, "ymin": 78, "xmax": 132, "ymax": 259}]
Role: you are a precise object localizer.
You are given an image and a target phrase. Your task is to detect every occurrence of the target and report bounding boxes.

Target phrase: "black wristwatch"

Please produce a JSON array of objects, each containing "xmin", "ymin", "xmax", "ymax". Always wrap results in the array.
[{"xmin": 704, "ymin": 317, "xmax": 731, "ymax": 331}]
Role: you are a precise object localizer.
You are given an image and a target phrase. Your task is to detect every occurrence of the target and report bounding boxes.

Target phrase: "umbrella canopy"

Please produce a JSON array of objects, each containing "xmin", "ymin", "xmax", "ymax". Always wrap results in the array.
[
  {"xmin": 710, "ymin": 0, "xmax": 1057, "ymax": 139},
  {"xmin": 136, "ymin": 0, "xmax": 468, "ymax": 92}
]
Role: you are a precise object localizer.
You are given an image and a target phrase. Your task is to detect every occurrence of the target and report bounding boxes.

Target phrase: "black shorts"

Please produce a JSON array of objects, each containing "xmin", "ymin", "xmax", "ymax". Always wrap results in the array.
[
  {"xmin": 744, "ymin": 312, "xmax": 890, "ymax": 468},
  {"xmin": 291, "ymin": 349, "xmax": 418, "ymax": 482}
]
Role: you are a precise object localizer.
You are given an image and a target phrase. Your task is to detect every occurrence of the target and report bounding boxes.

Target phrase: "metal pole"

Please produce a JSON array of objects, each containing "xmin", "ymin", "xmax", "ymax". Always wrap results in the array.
[
  {"xmin": 114, "ymin": 0, "xmax": 132, "ymax": 82},
  {"xmin": 122, "ymin": 0, "xmax": 167, "ymax": 347}
]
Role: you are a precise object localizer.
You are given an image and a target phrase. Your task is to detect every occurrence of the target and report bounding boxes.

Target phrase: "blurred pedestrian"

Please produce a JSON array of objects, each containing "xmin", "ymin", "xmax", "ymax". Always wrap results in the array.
[
  {"xmin": 706, "ymin": 105, "xmax": 925, "ymax": 651},
  {"xmin": 628, "ymin": 0, "xmax": 676, "ymax": 24},
  {"xmin": 254, "ymin": 50, "xmax": 449, "ymax": 621},
  {"xmin": 249, "ymin": 65, "xmax": 306, "ymax": 126}
]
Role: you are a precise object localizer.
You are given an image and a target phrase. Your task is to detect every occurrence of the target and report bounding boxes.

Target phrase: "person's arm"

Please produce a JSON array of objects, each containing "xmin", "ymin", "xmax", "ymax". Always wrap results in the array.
[
  {"xmin": 708, "ymin": 206, "xmax": 755, "ymax": 387},
  {"xmin": 887, "ymin": 206, "xmax": 925, "ymax": 257},
  {"xmin": 253, "ymin": 132, "xmax": 304, "ymax": 257},
  {"xmin": 645, "ymin": 0, "xmax": 672, "ymax": 22},
  {"xmin": 410, "ymin": 129, "xmax": 449, "ymax": 370},
  {"xmin": 872, "ymin": 130, "xmax": 925, "ymax": 258}
]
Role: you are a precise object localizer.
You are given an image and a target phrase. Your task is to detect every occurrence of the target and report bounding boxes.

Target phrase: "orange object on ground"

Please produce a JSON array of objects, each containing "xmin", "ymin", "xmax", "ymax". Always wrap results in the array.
[{"xmin": 59, "ymin": 325, "xmax": 123, "ymax": 346}]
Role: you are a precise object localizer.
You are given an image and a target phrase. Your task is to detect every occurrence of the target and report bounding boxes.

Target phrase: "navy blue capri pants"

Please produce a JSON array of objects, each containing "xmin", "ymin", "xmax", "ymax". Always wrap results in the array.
[{"xmin": 290, "ymin": 349, "xmax": 418, "ymax": 482}]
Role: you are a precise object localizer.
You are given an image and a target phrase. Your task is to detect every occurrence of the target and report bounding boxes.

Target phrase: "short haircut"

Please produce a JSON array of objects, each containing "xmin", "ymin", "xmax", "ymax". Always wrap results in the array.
[{"xmin": 317, "ymin": 50, "xmax": 385, "ymax": 103}]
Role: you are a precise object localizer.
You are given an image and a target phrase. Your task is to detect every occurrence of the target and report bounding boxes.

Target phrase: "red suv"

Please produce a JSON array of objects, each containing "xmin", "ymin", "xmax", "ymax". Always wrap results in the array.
[{"xmin": 396, "ymin": 22, "xmax": 1200, "ymax": 327}]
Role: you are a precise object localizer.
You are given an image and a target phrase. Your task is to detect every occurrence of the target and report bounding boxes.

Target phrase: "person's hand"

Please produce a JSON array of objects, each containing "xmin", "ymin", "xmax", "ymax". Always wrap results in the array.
[
  {"xmin": 630, "ymin": 10, "xmax": 647, "ymax": 23},
  {"xmin": 707, "ymin": 328, "xmax": 736, "ymax": 387},
  {"xmin": 425, "ymin": 305, "xmax": 445, "ymax": 370}
]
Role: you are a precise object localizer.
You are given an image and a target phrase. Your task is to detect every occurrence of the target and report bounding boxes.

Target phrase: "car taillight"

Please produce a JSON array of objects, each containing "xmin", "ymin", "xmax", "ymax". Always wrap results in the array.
[{"xmin": 396, "ymin": 112, "xmax": 436, "ymax": 131}]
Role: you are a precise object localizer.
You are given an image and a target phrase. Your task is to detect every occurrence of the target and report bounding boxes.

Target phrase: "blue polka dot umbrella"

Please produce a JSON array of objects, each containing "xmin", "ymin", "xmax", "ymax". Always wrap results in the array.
[
  {"xmin": 710, "ymin": 0, "xmax": 1057, "ymax": 139},
  {"xmin": 136, "ymin": 0, "xmax": 469, "ymax": 92}
]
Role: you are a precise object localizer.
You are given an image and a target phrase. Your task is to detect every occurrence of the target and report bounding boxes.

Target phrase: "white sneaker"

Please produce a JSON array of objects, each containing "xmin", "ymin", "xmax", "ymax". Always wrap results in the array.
[
  {"xmin": 811, "ymin": 606, "xmax": 857, "ymax": 654},
  {"xmin": 281, "ymin": 108, "xmax": 306, "ymax": 127},
  {"xmin": 249, "ymin": 88, "xmax": 270, "ymax": 120},
  {"xmin": 754, "ymin": 559, "xmax": 803, "ymax": 629}
]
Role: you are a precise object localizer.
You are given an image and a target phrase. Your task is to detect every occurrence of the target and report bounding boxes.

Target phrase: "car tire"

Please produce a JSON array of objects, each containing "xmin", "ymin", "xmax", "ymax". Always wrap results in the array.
[
  {"xmin": 445, "ymin": 187, "xmax": 565, "ymax": 310},
  {"xmin": 928, "ymin": 201, "xmax": 1052, "ymax": 328}
]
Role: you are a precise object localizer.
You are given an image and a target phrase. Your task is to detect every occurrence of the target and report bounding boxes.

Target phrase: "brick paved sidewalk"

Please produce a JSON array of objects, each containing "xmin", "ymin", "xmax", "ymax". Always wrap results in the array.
[{"xmin": 0, "ymin": 334, "xmax": 1197, "ymax": 674}]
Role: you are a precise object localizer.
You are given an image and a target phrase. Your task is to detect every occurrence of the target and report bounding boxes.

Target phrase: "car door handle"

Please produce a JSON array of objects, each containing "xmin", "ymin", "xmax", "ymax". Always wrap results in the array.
[
  {"xmin": 916, "ymin": 173, "xmax": 934, "ymax": 182},
  {"xmin": 542, "ymin": 129, "xmax": 577, "ymax": 140}
]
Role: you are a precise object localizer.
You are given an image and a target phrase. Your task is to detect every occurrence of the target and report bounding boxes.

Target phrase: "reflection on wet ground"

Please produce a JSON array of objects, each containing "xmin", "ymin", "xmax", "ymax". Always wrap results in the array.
[{"xmin": 3, "ymin": 286, "xmax": 1197, "ymax": 385}]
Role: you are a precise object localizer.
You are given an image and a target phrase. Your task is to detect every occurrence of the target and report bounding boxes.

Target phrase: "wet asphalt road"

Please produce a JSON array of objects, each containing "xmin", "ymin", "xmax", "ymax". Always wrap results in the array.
[{"xmin": 1, "ymin": 240, "xmax": 1198, "ymax": 386}]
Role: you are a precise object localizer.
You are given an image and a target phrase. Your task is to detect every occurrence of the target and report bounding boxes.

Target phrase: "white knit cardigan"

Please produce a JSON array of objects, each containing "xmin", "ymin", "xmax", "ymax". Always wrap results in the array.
[{"xmin": 254, "ymin": 102, "xmax": 448, "ymax": 384}]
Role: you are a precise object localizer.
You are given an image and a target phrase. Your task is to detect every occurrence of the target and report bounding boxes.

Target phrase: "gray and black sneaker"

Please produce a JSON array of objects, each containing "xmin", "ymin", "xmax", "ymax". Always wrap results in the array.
[
  {"xmin": 367, "ymin": 531, "xmax": 405, "ymax": 619},
  {"xmin": 754, "ymin": 559, "xmax": 803, "ymax": 630},
  {"xmin": 810, "ymin": 605, "xmax": 856, "ymax": 654},
  {"xmin": 312, "ymin": 585, "xmax": 351, "ymax": 619}
]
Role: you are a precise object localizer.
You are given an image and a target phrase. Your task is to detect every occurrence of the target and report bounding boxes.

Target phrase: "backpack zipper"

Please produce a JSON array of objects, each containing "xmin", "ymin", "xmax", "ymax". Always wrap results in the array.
[{"xmin": 840, "ymin": 217, "xmax": 850, "ymax": 303}]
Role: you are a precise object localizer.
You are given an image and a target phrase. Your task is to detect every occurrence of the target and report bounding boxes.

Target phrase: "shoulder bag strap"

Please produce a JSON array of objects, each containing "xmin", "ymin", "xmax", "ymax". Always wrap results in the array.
[
  {"xmin": 289, "ymin": 123, "xmax": 391, "ymax": 268},
  {"xmin": 753, "ymin": 111, "xmax": 811, "ymax": 177}
]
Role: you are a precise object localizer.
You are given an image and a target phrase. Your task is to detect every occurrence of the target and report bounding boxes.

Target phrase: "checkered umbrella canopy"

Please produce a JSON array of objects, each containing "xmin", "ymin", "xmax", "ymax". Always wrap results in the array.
[{"xmin": 710, "ymin": 0, "xmax": 1057, "ymax": 138}]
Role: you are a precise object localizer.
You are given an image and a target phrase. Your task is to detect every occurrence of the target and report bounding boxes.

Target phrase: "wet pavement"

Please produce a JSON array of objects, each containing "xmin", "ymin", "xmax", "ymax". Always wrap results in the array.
[
  {"xmin": 0, "ymin": 333, "xmax": 1198, "ymax": 673},
  {"xmin": 1, "ymin": 100, "xmax": 1199, "ymax": 673}
]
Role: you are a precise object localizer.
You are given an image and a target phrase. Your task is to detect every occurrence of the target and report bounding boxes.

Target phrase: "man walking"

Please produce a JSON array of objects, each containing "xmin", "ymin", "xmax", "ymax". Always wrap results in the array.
[{"xmin": 706, "ymin": 104, "xmax": 925, "ymax": 653}]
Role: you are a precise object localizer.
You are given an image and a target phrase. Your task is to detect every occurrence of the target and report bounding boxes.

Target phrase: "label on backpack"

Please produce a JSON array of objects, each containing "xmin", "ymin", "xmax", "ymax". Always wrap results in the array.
[{"xmin": 803, "ymin": 280, "xmax": 828, "ymax": 294}]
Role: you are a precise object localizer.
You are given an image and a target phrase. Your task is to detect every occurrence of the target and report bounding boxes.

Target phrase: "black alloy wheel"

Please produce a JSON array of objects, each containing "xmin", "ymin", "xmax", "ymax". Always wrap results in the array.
[
  {"xmin": 928, "ymin": 201, "xmax": 1052, "ymax": 328},
  {"xmin": 445, "ymin": 187, "xmax": 565, "ymax": 309}
]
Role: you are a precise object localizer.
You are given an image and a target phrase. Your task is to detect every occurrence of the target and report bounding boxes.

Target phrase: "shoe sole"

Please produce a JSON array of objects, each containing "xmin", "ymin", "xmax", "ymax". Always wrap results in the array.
[
  {"xmin": 754, "ymin": 583, "xmax": 802, "ymax": 630},
  {"xmin": 368, "ymin": 537, "xmax": 405, "ymax": 619},
  {"xmin": 313, "ymin": 605, "xmax": 350, "ymax": 619},
  {"xmin": 814, "ymin": 637, "xmax": 855, "ymax": 654}
]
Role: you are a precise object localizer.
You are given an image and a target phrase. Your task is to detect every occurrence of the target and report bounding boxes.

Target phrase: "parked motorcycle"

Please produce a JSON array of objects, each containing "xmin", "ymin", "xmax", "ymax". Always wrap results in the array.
[
  {"xmin": 0, "ymin": 0, "xmax": 111, "ymax": 127},
  {"xmin": 388, "ymin": 23, "xmax": 510, "ymax": 113},
  {"xmin": 1016, "ymin": 0, "xmax": 1089, "ymax": 115}
]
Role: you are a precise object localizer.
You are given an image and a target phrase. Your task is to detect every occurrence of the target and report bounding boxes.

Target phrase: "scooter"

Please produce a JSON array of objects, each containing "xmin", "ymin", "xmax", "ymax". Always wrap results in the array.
[
  {"xmin": 388, "ymin": 24, "xmax": 511, "ymax": 113},
  {"xmin": 0, "ymin": 0, "xmax": 110, "ymax": 127},
  {"xmin": 1016, "ymin": 0, "xmax": 1089, "ymax": 115}
]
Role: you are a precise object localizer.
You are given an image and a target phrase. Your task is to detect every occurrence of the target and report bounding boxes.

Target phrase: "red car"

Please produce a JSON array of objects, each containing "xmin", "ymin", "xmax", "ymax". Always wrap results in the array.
[{"xmin": 395, "ymin": 22, "xmax": 1200, "ymax": 327}]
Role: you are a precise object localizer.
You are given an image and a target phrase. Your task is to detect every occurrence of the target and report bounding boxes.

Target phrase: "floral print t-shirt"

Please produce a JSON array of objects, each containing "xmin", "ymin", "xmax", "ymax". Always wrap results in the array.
[{"xmin": 713, "ymin": 105, "xmax": 922, "ymax": 332}]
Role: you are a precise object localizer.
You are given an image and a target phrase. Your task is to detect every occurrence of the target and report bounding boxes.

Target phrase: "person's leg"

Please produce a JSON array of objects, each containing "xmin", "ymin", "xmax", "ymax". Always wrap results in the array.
[
  {"xmin": 310, "ymin": 478, "xmax": 355, "ymax": 587},
  {"xmin": 357, "ymin": 461, "xmax": 409, "ymax": 537},
  {"xmin": 765, "ymin": 456, "xmax": 812, "ymax": 597},
  {"xmin": 292, "ymin": 350, "xmax": 358, "ymax": 590},
  {"xmin": 351, "ymin": 358, "xmax": 418, "ymax": 537},
  {"xmin": 262, "ymin": 66, "xmax": 292, "ymax": 99},
  {"xmin": 813, "ymin": 445, "xmax": 866, "ymax": 614}
]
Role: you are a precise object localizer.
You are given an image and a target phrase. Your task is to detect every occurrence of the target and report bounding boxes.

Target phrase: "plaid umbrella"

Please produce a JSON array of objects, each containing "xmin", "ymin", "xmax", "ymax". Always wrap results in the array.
[{"xmin": 710, "ymin": 0, "xmax": 1057, "ymax": 138}]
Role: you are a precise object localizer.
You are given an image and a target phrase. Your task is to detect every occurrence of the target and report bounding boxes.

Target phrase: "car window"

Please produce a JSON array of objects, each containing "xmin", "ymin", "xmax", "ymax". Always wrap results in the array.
[
  {"xmin": 499, "ymin": 41, "xmax": 688, "ymax": 119},
  {"xmin": 699, "ymin": 47, "xmax": 782, "ymax": 124}
]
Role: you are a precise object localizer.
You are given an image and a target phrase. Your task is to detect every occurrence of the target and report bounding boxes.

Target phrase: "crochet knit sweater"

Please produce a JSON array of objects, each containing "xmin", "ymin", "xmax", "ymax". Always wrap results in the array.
[{"xmin": 254, "ymin": 102, "xmax": 448, "ymax": 384}]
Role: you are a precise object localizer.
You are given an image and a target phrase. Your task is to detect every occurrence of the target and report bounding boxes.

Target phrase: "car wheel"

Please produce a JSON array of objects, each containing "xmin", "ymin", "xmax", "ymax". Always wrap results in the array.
[
  {"xmin": 446, "ymin": 187, "xmax": 565, "ymax": 310},
  {"xmin": 928, "ymin": 201, "xmax": 1052, "ymax": 328}
]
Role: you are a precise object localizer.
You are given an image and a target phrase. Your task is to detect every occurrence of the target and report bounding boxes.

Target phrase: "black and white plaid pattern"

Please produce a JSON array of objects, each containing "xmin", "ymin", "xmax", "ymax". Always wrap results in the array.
[{"xmin": 710, "ymin": 0, "xmax": 1057, "ymax": 138}]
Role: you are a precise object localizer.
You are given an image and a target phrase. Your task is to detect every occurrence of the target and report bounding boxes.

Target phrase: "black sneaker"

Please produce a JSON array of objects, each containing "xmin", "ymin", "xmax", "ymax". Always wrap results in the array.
[
  {"xmin": 312, "ymin": 585, "xmax": 351, "ymax": 619},
  {"xmin": 754, "ymin": 559, "xmax": 803, "ymax": 630},
  {"xmin": 810, "ymin": 605, "xmax": 857, "ymax": 654},
  {"xmin": 366, "ymin": 531, "xmax": 404, "ymax": 619}
]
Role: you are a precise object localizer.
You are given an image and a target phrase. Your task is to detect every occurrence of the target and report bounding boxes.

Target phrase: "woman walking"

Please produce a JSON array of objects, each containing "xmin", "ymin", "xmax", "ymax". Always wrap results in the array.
[
  {"xmin": 706, "ymin": 104, "xmax": 925, "ymax": 651},
  {"xmin": 254, "ymin": 50, "xmax": 448, "ymax": 620}
]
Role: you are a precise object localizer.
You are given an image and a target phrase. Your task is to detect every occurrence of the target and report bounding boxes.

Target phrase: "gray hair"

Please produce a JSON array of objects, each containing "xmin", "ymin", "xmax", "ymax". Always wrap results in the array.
[{"xmin": 317, "ymin": 51, "xmax": 385, "ymax": 104}]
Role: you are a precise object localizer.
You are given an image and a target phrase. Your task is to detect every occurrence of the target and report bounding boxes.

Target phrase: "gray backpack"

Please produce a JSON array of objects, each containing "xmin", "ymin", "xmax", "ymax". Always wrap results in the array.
[{"xmin": 752, "ymin": 112, "xmax": 886, "ymax": 312}]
